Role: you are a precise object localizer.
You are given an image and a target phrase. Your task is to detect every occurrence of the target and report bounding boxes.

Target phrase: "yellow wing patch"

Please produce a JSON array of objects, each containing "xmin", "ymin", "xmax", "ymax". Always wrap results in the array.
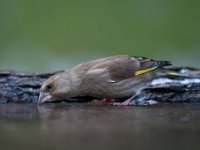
[{"xmin": 135, "ymin": 67, "xmax": 156, "ymax": 76}]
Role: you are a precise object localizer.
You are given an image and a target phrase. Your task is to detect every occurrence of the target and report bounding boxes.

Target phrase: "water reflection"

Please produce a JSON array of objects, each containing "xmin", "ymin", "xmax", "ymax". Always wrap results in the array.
[{"xmin": 0, "ymin": 104, "xmax": 200, "ymax": 150}]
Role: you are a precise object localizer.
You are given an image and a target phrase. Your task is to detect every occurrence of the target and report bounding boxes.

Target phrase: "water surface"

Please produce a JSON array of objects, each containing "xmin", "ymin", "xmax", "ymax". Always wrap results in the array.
[{"xmin": 0, "ymin": 103, "xmax": 200, "ymax": 150}]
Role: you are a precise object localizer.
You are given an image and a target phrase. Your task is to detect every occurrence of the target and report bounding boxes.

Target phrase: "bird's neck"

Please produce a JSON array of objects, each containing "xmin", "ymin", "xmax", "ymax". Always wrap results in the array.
[{"xmin": 66, "ymin": 70, "xmax": 83, "ymax": 96}]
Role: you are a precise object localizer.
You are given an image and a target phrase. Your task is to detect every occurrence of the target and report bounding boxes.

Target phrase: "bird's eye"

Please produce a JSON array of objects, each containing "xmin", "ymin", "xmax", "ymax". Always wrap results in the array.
[{"xmin": 46, "ymin": 84, "xmax": 53, "ymax": 91}]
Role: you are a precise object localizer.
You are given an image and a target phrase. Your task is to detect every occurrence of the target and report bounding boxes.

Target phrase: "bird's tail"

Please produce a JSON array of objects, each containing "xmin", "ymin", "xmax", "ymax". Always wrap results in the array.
[{"xmin": 155, "ymin": 60, "xmax": 172, "ymax": 67}]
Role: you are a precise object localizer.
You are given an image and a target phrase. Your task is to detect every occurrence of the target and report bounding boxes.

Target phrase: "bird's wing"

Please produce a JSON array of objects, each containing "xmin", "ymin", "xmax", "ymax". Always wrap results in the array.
[{"xmin": 85, "ymin": 55, "xmax": 171, "ymax": 82}]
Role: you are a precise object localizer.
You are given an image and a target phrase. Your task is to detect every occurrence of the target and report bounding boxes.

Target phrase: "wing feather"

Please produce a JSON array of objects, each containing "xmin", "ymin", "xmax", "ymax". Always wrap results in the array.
[{"xmin": 82, "ymin": 55, "xmax": 171, "ymax": 83}]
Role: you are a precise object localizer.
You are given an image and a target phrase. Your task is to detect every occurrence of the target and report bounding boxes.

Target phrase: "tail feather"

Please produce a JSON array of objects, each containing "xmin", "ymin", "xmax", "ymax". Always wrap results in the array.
[{"xmin": 155, "ymin": 61, "xmax": 172, "ymax": 68}]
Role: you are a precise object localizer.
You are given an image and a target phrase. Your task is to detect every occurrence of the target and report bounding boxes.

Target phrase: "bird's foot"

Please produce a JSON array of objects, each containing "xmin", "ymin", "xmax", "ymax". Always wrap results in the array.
[
  {"xmin": 90, "ymin": 98, "xmax": 114, "ymax": 105},
  {"xmin": 113, "ymin": 96, "xmax": 135, "ymax": 106}
]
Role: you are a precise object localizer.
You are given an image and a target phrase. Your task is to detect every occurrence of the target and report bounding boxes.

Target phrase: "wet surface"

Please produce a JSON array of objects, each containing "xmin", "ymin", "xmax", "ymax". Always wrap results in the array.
[{"xmin": 0, "ymin": 103, "xmax": 200, "ymax": 150}]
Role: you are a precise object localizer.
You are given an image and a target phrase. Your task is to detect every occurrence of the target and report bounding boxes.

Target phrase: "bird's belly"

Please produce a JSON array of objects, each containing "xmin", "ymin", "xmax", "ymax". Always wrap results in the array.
[
  {"xmin": 106, "ymin": 79, "xmax": 139, "ymax": 98},
  {"xmin": 87, "ymin": 78, "xmax": 144, "ymax": 98}
]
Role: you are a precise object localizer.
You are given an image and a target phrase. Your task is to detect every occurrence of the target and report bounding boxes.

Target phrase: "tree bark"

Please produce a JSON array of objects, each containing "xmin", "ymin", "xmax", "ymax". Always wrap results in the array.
[{"xmin": 0, "ymin": 67, "xmax": 199, "ymax": 104}]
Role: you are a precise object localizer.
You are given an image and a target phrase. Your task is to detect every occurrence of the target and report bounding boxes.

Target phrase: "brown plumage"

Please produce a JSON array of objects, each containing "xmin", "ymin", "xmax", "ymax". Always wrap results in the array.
[{"xmin": 38, "ymin": 55, "xmax": 172, "ymax": 104}]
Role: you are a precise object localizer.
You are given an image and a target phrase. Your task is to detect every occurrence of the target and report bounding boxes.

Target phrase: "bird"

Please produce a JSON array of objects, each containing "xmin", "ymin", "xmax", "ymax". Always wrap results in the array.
[{"xmin": 38, "ymin": 55, "xmax": 175, "ymax": 105}]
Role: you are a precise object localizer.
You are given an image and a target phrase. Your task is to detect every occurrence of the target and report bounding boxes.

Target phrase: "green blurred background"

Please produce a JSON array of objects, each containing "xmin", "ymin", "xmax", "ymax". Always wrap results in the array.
[{"xmin": 0, "ymin": 0, "xmax": 199, "ymax": 72}]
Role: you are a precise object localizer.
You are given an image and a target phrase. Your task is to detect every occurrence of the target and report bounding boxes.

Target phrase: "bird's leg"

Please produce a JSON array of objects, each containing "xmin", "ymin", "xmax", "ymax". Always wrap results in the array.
[
  {"xmin": 113, "ymin": 95, "xmax": 136, "ymax": 106},
  {"xmin": 90, "ymin": 98, "xmax": 115, "ymax": 105},
  {"xmin": 113, "ymin": 87, "xmax": 145, "ymax": 106}
]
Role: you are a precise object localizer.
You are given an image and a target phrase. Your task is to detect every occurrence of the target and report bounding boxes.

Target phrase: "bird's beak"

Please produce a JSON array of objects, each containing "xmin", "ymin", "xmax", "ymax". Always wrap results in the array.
[{"xmin": 38, "ymin": 92, "xmax": 52, "ymax": 104}]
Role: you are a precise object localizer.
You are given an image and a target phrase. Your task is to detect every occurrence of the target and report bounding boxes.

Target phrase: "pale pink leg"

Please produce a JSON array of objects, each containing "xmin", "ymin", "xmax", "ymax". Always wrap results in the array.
[{"xmin": 113, "ymin": 95, "xmax": 135, "ymax": 106}]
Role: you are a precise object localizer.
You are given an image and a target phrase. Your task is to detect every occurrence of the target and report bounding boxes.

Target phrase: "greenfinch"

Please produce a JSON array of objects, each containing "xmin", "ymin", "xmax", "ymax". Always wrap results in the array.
[{"xmin": 38, "ymin": 55, "xmax": 172, "ymax": 105}]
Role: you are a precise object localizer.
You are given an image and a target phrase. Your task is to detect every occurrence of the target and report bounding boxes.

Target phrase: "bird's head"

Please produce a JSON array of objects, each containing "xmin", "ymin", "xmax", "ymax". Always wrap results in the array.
[{"xmin": 38, "ymin": 72, "xmax": 75, "ymax": 104}]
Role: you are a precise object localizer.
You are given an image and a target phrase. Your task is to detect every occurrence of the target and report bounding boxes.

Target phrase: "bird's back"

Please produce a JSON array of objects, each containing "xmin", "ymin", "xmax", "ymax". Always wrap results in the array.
[{"xmin": 73, "ymin": 55, "xmax": 171, "ymax": 98}]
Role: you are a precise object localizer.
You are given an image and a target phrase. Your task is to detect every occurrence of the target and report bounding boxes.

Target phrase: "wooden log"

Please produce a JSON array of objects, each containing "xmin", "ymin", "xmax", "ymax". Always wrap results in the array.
[{"xmin": 0, "ymin": 67, "xmax": 199, "ymax": 104}]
